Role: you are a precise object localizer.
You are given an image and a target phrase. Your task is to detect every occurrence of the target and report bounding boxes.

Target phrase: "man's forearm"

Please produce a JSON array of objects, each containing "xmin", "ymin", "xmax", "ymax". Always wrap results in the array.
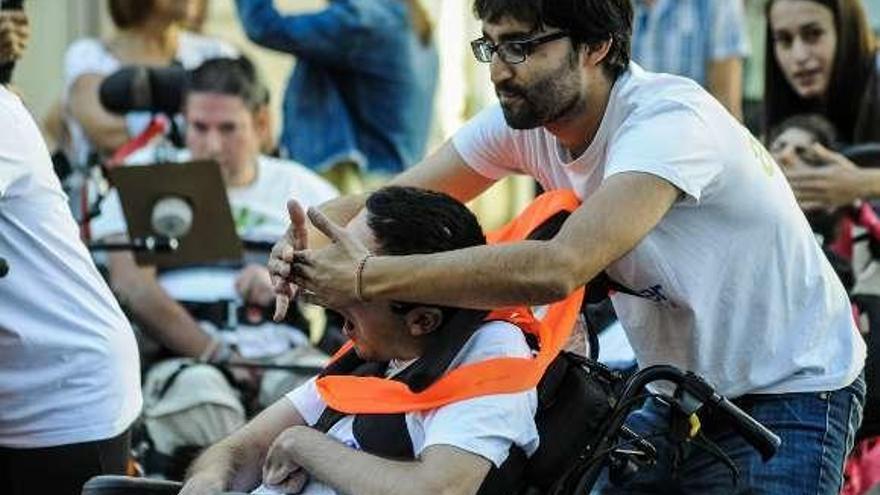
[
  {"xmin": 287, "ymin": 427, "xmax": 450, "ymax": 495},
  {"xmin": 186, "ymin": 433, "xmax": 264, "ymax": 492},
  {"xmin": 364, "ymin": 239, "xmax": 588, "ymax": 309},
  {"xmin": 708, "ymin": 57, "xmax": 744, "ymax": 121},
  {"xmin": 108, "ymin": 252, "xmax": 212, "ymax": 357},
  {"xmin": 362, "ymin": 172, "xmax": 678, "ymax": 309}
]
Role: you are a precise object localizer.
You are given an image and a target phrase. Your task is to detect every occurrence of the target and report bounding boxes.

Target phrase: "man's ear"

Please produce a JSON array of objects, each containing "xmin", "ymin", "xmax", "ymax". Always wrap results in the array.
[
  {"xmin": 253, "ymin": 105, "xmax": 271, "ymax": 135},
  {"xmin": 582, "ymin": 38, "xmax": 613, "ymax": 68},
  {"xmin": 405, "ymin": 307, "xmax": 444, "ymax": 337}
]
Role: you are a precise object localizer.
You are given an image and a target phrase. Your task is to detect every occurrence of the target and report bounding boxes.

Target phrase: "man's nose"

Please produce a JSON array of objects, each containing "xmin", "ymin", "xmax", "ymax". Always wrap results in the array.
[
  {"xmin": 204, "ymin": 130, "xmax": 222, "ymax": 155},
  {"xmin": 490, "ymin": 54, "xmax": 515, "ymax": 86}
]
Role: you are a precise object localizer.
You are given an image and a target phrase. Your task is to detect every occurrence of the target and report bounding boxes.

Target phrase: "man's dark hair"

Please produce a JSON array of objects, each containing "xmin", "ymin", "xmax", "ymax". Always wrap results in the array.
[
  {"xmin": 473, "ymin": 0, "xmax": 633, "ymax": 79},
  {"xmin": 187, "ymin": 56, "xmax": 270, "ymax": 112},
  {"xmin": 108, "ymin": 0, "xmax": 155, "ymax": 29},
  {"xmin": 364, "ymin": 186, "xmax": 486, "ymax": 318}
]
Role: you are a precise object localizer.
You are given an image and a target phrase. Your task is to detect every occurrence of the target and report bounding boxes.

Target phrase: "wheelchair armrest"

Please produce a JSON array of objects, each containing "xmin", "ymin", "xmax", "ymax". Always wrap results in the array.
[{"xmin": 81, "ymin": 475, "xmax": 182, "ymax": 495}]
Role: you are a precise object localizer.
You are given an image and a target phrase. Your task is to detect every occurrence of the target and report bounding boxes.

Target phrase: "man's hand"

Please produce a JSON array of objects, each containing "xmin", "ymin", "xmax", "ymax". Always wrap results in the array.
[
  {"xmin": 288, "ymin": 207, "xmax": 370, "ymax": 310},
  {"xmin": 262, "ymin": 426, "xmax": 310, "ymax": 494},
  {"xmin": 269, "ymin": 200, "xmax": 309, "ymax": 321},
  {"xmin": 0, "ymin": 11, "xmax": 28, "ymax": 63},
  {"xmin": 786, "ymin": 143, "xmax": 867, "ymax": 211},
  {"xmin": 178, "ymin": 471, "xmax": 227, "ymax": 495},
  {"xmin": 235, "ymin": 263, "xmax": 275, "ymax": 307}
]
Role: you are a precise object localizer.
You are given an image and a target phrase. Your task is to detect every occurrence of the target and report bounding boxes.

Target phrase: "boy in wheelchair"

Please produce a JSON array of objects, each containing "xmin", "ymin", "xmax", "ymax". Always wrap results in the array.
[{"xmin": 181, "ymin": 186, "xmax": 543, "ymax": 495}]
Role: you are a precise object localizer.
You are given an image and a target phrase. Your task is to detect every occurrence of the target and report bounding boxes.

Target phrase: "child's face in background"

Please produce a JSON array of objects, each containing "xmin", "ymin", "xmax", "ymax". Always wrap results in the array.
[{"xmin": 769, "ymin": 127, "xmax": 823, "ymax": 169}]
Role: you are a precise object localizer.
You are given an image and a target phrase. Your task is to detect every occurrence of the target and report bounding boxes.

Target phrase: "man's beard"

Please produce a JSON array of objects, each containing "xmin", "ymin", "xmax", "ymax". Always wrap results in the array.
[{"xmin": 496, "ymin": 61, "xmax": 583, "ymax": 130}]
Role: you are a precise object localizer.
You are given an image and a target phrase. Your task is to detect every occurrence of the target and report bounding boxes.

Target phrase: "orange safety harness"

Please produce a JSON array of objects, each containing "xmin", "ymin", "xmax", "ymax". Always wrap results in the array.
[{"xmin": 315, "ymin": 189, "xmax": 586, "ymax": 414}]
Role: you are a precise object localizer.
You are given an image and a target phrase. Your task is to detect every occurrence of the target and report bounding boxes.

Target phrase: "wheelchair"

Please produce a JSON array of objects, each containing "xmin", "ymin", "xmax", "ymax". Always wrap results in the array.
[{"xmin": 82, "ymin": 358, "xmax": 780, "ymax": 495}]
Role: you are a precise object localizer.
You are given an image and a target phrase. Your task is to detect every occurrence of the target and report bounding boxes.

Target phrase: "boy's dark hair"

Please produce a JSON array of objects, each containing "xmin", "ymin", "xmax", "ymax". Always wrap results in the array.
[
  {"xmin": 472, "ymin": 0, "xmax": 633, "ymax": 79},
  {"xmin": 364, "ymin": 186, "xmax": 486, "ymax": 318},
  {"xmin": 767, "ymin": 113, "xmax": 838, "ymax": 150},
  {"xmin": 187, "ymin": 56, "xmax": 270, "ymax": 112}
]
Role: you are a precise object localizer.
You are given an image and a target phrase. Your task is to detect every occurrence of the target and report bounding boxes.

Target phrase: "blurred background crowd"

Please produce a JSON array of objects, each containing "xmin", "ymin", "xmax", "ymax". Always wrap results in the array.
[{"xmin": 6, "ymin": 0, "xmax": 880, "ymax": 493}]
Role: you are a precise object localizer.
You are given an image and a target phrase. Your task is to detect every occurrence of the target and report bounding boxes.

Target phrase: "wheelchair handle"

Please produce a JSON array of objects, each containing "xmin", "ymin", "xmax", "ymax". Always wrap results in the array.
[
  {"xmin": 616, "ymin": 366, "xmax": 781, "ymax": 462},
  {"xmin": 713, "ymin": 396, "xmax": 781, "ymax": 462}
]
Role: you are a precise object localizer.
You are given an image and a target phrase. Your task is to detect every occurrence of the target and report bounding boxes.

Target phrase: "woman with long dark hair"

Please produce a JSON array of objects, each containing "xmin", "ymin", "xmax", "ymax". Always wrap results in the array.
[{"xmin": 765, "ymin": 0, "xmax": 880, "ymax": 209}]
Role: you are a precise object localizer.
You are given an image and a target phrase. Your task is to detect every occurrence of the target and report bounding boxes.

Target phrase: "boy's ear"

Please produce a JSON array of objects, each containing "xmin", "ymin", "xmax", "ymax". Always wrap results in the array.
[{"xmin": 405, "ymin": 307, "xmax": 444, "ymax": 337}]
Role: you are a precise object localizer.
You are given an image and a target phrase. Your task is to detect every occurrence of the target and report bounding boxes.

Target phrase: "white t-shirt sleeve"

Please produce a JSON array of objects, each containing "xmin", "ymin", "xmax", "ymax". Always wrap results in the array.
[
  {"xmin": 451, "ymin": 105, "xmax": 525, "ymax": 180},
  {"xmin": 285, "ymin": 377, "xmax": 327, "ymax": 426},
  {"xmin": 604, "ymin": 102, "xmax": 722, "ymax": 205}
]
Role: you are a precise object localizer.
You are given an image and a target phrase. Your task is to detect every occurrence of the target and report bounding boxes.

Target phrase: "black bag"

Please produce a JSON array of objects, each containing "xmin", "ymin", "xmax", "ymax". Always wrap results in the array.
[{"xmin": 523, "ymin": 351, "xmax": 622, "ymax": 492}]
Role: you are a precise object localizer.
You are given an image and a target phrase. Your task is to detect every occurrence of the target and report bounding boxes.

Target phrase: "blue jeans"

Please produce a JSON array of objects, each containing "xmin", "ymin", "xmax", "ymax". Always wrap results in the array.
[{"xmin": 594, "ymin": 375, "xmax": 865, "ymax": 494}]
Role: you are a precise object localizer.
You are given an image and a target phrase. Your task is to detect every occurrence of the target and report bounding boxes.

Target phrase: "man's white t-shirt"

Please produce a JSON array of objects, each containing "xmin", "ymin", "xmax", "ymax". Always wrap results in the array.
[
  {"xmin": 452, "ymin": 62, "xmax": 865, "ymax": 398},
  {"xmin": 275, "ymin": 321, "xmax": 540, "ymax": 495},
  {"xmin": 90, "ymin": 152, "xmax": 338, "ymax": 356},
  {"xmin": 0, "ymin": 86, "xmax": 142, "ymax": 448}
]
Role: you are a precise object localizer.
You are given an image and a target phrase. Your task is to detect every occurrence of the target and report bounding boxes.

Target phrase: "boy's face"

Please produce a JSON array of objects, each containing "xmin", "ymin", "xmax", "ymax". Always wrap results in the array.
[
  {"xmin": 337, "ymin": 302, "xmax": 411, "ymax": 362},
  {"xmin": 332, "ymin": 217, "xmax": 439, "ymax": 362},
  {"xmin": 770, "ymin": 127, "xmax": 821, "ymax": 169}
]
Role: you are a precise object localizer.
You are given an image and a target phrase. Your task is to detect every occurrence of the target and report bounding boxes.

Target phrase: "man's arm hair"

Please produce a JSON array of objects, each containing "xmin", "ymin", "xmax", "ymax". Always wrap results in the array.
[
  {"xmin": 185, "ymin": 399, "xmax": 307, "ymax": 492},
  {"xmin": 285, "ymin": 426, "xmax": 491, "ymax": 495}
]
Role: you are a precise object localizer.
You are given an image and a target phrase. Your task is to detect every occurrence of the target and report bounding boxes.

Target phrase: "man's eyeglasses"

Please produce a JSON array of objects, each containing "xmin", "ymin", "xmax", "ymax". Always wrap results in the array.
[{"xmin": 470, "ymin": 31, "xmax": 570, "ymax": 65}]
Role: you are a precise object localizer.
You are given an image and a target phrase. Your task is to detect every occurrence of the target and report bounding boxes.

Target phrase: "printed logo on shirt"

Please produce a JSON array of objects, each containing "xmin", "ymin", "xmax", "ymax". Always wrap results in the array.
[
  {"xmin": 234, "ymin": 206, "xmax": 268, "ymax": 236},
  {"xmin": 747, "ymin": 133, "xmax": 776, "ymax": 177},
  {"xmin": 637, "ymin": 284, "xmax": 677, "ymax": 308}
]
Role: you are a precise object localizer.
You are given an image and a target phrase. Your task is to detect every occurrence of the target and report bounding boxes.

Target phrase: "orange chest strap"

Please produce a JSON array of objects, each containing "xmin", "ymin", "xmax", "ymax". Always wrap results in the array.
[
  {"xmin": 315, "ymin": 189, "xmax": 584, "ymax": 414},
  {"xmin": 315, "ymin": 288, "xmax": 584, "ymax": 414}
]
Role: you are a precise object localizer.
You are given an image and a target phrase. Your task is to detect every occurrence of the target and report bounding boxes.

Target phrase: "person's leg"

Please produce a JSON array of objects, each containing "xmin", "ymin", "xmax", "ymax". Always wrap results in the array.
[
  {"xmin": 679, "ymin": 376, "xmax": 865, "ymax": 495},
  {"xmin": 0, "ymin": 427, "xmax": 130, "ymax": 495}
]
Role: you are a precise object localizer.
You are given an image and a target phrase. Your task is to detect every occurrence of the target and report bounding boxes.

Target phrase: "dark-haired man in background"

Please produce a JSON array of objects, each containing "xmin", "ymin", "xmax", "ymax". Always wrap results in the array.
[
  {"xmin": 91, "ymin": 56, "xmax": 338, "ymax": 469},
  {"xmin": 272, "ymin": 0, "xmax": 865, "ymax": 492},
  {"xmin": 181, "ymin": 186, "xmax": 538, "ymax": 495}
]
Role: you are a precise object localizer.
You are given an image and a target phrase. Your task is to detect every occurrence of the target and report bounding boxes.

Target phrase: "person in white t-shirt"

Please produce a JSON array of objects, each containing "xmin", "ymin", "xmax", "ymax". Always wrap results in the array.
[
  {"xmin": 0, "ymin": 21, "xmax": 141, "ymax": 495},
  {"xmin": 61, "ymin": 0, "xmax": 237, "ymax": 168},
  {"xmin": 268, "ymin": 0, "xmax": 867, "ymax": 493},
  {"xmin": 180, "ymin": 186, "xmax": 538, "ymax": 495},
  {"xmin": 90, "ymin": 57, "xmax": 337, "ymax": 472},
  {"xmin": 95, "ymin": 56, "xmax": 337, "ymax": 365}
]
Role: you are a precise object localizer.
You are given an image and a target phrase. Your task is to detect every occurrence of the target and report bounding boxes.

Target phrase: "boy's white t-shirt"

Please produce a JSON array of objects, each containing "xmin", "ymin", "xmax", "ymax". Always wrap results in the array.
[
  {"xmin": 276, "ymin": 320, "xmax": 539, "ymax": 495},
  {"xmin": 452, "ymin": 62, "xmax": 865, "ymax": 398},
  {"xmin": 0, "ymin": 86, "xmax": 142, "ymax": 448}
]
